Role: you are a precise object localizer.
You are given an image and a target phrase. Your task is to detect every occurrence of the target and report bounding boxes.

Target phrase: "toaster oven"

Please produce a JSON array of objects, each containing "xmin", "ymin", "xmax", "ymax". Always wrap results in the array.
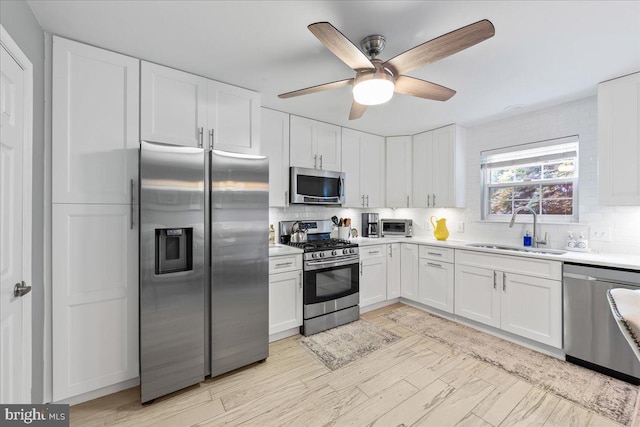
[{"xmin": 380, "ymin": 219, "xmax": 413, "ymax": 237}]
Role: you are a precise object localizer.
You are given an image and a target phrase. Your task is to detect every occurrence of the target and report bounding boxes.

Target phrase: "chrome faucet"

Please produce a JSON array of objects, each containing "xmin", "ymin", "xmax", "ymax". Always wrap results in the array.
[{"xmin": 509, "ymin": 206, "xmax": 547, "ymax": 248}]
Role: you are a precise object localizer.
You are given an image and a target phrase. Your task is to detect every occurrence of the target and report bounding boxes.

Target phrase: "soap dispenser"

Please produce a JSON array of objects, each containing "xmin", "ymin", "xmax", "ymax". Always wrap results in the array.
[
  {"xmin": 577, "ymin": 232, "xmax": 588, "ymax": 249},
  {"xmin": 567, "ymin": 231, "xmax": 576, "ymax": 248},
  {"xmin": 523, "ymin": 230, "xmax": 532, "ymax": 247}
]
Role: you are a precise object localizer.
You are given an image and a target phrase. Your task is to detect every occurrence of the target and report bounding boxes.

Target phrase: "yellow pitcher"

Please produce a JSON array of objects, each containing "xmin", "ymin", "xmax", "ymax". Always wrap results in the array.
[{"xmin": 430, "ymin": 216, "xmax": 449, "ymax": 241}]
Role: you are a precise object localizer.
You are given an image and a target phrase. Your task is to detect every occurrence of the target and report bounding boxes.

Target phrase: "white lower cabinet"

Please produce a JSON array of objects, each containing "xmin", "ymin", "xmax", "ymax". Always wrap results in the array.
[
  {"xmin": 400, "ymin": 244, "xmax": 419, "ymax": 301},
  {"xmin": 454, "ymin": 250, "xmax": 562, "ymax": 348},
  {"xmin": 418, "ymin": 246, "xmax": 455, "ymax": 313},
  {"xmin": 359, "ymin": 245, "xmax": 387, "ymax": 307},
  {"xmin": 386, "ymin": 243, "xmax": 401, "ymax": 299},
  {"xmin": 52, "ymin": 204, "xmax": 138, "ymax": 401},
  {"xmin": 268, "ymin": 255, "xmax": 303, "ymax": 336}
]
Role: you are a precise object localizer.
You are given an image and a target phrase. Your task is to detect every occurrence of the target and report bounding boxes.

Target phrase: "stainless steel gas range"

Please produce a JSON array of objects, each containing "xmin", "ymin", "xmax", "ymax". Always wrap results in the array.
[{"xmin": 279, "ymin": 220, "xmax": 360, "ymax": 336}]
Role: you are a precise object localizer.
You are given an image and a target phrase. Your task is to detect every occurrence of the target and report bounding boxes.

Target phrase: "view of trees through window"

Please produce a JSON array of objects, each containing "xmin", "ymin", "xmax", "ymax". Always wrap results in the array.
[{"xmin": 487, "ymin": 159, "xmax": 576, "ymax": 216}]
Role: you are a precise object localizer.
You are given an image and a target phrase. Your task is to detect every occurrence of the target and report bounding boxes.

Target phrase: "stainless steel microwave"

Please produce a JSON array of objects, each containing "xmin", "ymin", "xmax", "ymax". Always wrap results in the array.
[
  {"xmin": 290, "ymin": 167, "xmax": 345, "ymax": 205},
  {"xmin": 380, "ymin": 219, "xmax": 413, "ymax": 237}
]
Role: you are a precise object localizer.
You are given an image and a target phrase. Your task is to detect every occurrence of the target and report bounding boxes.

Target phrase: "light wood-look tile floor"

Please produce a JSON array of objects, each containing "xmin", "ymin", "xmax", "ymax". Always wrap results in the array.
[{"xmin": 71, "ymin": 303, "xmax": 632, "ymax": 426}]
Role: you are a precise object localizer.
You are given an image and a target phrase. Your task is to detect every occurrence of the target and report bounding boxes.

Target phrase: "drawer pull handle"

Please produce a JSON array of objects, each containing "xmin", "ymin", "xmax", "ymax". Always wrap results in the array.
[
  {"xmin": 276, "ymin": 262, "xmax": 293, "ymax": 268},
  {"xmin": 427, "ymin": 262, "xmax": 442, "ymax": 268},
  {"xmin": 427, "ymin": 252, "xmax": 443, "ymax": 256}
]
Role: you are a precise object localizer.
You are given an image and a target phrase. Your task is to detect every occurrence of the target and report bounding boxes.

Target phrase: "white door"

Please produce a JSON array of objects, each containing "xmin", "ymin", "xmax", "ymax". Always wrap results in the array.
[
  {"xmin": 360, "ymin": 247, "xmax": 386, "ymax": 307},
  {"xmin": 52, "ymin": 37, "xmax": 139, "ymax": 204},
  {"xmin": 418, "ymin": 259, "xmax": 454, "ymax": 313},
  {"xmin": 400, "ymin": 244, "xmax": 419, "ymax": 301},
  {"xmin": 386, "ymin": 244, "xmax": 401, "ymax": 299},
  {"xmin": 501, "ymin": 273, "xmax": 562, "ymax": 347},
  {"xmin": 289, "ymin": 116, "xmax": 316, "ymax": 169},
  {"xmin": 210, "ymin": 80, "xmax": 261, "ymax": 155},
  {"xmin": 260, "ymin": 108, "xmax": 290, "ymax": 207},
  {"xmin": 0, "ymin": 33, "xmax": 32, "ymax": 404},
  {"xmin": 341, "ymin": 128, "xmax": 362, "ymax": 207},
  {"xmin": 454, "ymin": 264, "xmax": 500, "ymax": 328},
  {"xmin": 315, "ymin": 121, "xmax": 341, "ymax": 171},
  {"xmin": 268, "ymin": 270, "xmax": 302, "ymax": 335},
  {"xmin": 386, "ymin": 136, "xmax": 412, "ymax": 208},
  {"xmin": 360, "ymin": 133, "xmax": 385, "ymax": 208},
  {"xmin": 140, "ymin": 61, "xmax": 207, "ymax": 147}
]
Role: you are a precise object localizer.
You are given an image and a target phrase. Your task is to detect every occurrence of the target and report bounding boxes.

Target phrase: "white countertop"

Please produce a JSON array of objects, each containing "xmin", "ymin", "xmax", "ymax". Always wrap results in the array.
[
  {"xmin": 349, "ymin": 236, "xmax": 640, "ymax": 271},
  {"xmin": 268, "ymin": 244, "xmax": 303, "ymax": 257}
]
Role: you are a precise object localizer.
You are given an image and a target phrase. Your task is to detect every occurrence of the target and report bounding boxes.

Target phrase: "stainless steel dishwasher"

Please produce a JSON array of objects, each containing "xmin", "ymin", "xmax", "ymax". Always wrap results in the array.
[{"xmin": 564, "ymin": 262, "xmax": 640, "ymax": 384}]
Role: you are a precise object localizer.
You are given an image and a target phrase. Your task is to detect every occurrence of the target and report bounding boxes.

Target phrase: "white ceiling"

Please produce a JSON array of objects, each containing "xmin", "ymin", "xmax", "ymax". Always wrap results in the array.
[{"xmin": 28, "ymin": 1, "xmax": 640, "ymax": 136}]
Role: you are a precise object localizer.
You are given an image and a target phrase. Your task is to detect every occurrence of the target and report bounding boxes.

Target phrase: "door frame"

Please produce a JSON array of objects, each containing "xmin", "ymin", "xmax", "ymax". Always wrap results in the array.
[{"xmin": 0, "ymin": 24, "xmax": 33, "ymax": 403}]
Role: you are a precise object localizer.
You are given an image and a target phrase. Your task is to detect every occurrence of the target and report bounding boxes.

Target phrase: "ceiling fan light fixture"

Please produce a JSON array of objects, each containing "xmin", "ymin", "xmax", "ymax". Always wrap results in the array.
[{"xmin": 353, "ymin": 78, "xmax": 395, "ymax": 105}]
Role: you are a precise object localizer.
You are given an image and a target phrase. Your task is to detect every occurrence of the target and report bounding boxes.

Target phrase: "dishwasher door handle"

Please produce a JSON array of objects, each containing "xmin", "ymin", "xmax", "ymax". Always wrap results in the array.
[
  {"xmin": 564, "ymin": 272, "xmax": 639, "ymax": 287},
  {"xmin": 563, "ymin": 273, "xmax": 597, "ymax": 281}
]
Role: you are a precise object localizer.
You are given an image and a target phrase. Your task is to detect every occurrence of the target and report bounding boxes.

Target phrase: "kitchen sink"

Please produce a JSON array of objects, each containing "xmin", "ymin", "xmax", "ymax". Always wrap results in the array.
[{"xmin": 466, "ymin": 243, "xmax": 566, "ymax": 255}]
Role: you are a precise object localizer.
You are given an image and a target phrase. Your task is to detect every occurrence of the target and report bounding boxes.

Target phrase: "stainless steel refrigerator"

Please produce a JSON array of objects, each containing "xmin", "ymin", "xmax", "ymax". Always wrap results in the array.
[{"xmin": 140, "ymin": 141, "xmax": 269, "ymax": 403}]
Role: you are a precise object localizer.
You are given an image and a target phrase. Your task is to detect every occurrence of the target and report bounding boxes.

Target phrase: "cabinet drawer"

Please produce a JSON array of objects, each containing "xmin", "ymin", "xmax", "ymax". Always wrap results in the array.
[
  {"xmin": 269, "ymin": 255, "xmax": 301, "ymax": 274},
  {"xmin": 456, "ymin": 250, "xmax": 561, "ymax": 281},
  {"xmin": 419, "ymin": 245, "xmax": 454, "ymax": 263},
  {"xmin": 360, "ymin": 245, "xmax": 386, "ymax": 260}
]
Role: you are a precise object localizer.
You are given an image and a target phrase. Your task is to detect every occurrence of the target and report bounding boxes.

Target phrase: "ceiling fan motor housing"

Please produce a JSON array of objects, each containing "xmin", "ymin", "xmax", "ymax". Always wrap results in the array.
[{"xmin": 360, "ymin": 34, "xmax": 386, "ymax": 59}]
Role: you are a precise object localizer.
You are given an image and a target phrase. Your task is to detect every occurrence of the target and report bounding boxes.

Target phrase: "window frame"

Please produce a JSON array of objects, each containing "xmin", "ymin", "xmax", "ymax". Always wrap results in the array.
[{"xmin": 480, "ymin": 136, "xmax": 579, "ymax": 223}]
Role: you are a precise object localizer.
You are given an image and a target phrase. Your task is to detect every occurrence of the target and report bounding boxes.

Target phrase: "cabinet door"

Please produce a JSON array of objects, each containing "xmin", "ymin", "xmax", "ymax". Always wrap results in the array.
[
  {"xmin": 260, "ymin": 108, "xmax": 290, "ymax": 207},
  {"xmin": 289, "ymin": 115, "xmax": 316, "ymax": 168},
  {"xmin": 360, "ymin": 247, "xmax": 387, "ymax": 307},
  {"xmin": 141, "ymin": 61, "xmax": 207, "ymax": 147},
  {"xmin": 598, "ymin": 72, "xmax": 640, "ymax": 205},
  {"xmin": 52, "ymin": 37, "xmax": 139, "ymax": 204},
  {"xmin": 386, "ymin": 136, "xmax": 412, "ymax": 207},
  {"xmin": 412, "ymin": 131, "xmax": 432, "ymax": 208},
  {"xmin": 361, "ymin": 133, "xmax": 386, "ymax": 208},
  {"xmin": 386, "ymin": 244, "xmax": 401, "ymax": 299},
  {"xmin": 431, "ymin": 125, "xmax": 455, "ymax": 208},
  {"xmin": 316, "ymin": 121, "xmax": 342, "ymax": 171},
  {"xmin": 501, "ymin": 273, "xmax": 562, "ymax": 347},
  {"xmin": 209, "ymin": 80, "xmax": 261, "ymax": 154},
  {"xmin": 269, "ymin": 270, "xmax": 303, "ymax": 335},
  {"xmin": 52, "ymin": 204, "xmax": 138, "ymax": 401},
  {"xmin": 454, "ymin": 264, "xmax": 500, "ymax": 328},
  {"xmin": 400, "ymin": 244, "xmax": 419, "ymax": 301},
  {"xmin": 419, "ymin": 259, "xmax": 454, "ymax": 313},
  {"xmin": 341, "ymin": 128, "xmax": 363, "ymax": 207}
]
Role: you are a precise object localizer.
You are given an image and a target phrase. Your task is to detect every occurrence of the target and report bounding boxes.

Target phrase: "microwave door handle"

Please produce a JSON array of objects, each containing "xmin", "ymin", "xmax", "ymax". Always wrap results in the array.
[{"xmin": 338, "ymin": 175, "xmax": 344, "ymax": 199}]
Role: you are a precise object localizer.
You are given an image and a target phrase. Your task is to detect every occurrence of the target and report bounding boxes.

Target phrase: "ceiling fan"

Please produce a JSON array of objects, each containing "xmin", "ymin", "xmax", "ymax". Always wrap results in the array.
[{"xmin": 279, "ymin": 20, "xmax": 495, "ymax": 120}]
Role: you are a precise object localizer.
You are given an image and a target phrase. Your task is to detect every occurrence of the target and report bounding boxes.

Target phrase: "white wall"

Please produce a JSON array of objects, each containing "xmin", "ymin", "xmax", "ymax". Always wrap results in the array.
[{"xmin": 271, "ymin": 96, "xmax": 640, "ymax": 256}]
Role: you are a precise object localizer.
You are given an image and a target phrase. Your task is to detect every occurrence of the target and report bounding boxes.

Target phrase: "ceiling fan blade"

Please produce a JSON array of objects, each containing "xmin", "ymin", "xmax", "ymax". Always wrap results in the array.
[
  {"xmin": 349, "ymin": 101, "xmax": 368, "ymax": 120},
  {"xmin": 308, "ymin": 22, "xmax": 375, "ymax": 71},
  {"xmin": 384, "ymin": 19, "xmax": 495, "ymax": 75},
  {"xmin": 394, "ymin": 76, "xmax": 456, "ymax": 101},
  {"xmin": 278, "ymin": 78, "xmax": 354, "ymax": 99}
]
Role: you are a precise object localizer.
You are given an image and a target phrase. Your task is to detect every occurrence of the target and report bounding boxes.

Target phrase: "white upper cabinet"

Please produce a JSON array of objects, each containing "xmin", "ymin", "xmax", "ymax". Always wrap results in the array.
[
  {"xmin": 52, "ymin": 37, "xmax": 139, "ymax": 204},
  {"xmin": 290, "ymin": 115, "xmax": 341, "ymax": 171},
  {"xmin": 208, "ymin": 80, "xmax": 261, "ymax": 155},
  {"xmin": 141, "ymin": 62, "xmax": 261, "ymax": 154},
  {"xmin": 141, "ymin": 61, "xmax": 207, "ymax": 147},
  {"xmin": 412, "ymin": 124, "xmax": 465, "ymax": 208},
  {"xmin": 386, "ymin": 136, "xmax": 413, "ymax": 208},
  {"xmin": 598, "ymin": 72, "xmax": 640, "ymax": 205},
  {"xmin": 260, "ymin": 108, "xmax": 290, "ymax": 207},
  {"xmin": 341, "ymin": 128, "xmax": 385, "ymax": 208}
]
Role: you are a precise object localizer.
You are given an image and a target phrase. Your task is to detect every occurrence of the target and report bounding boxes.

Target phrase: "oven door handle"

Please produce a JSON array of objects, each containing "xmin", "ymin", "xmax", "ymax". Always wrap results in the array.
[{"xmin": 304, "ymin": 255, "xmax": 360, "ymax": 271}]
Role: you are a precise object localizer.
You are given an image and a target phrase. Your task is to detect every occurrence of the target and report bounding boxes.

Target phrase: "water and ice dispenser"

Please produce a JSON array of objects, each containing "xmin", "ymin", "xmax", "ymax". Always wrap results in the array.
[{"xmin": 155, "ymin": 228, "xmax": 193, "ymax": 274}]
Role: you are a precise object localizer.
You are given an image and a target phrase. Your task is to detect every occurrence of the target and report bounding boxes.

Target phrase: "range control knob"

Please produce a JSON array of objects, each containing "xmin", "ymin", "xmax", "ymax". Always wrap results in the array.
[
  {"xmin": 349, "ymin": 248, "xmax": 355, "ymax": 254},
  {"xmin": 331, "ymin": 250, "xmax": 337, "ymax": 256},
  {"xmin": 319, "ymin": 252, "xmax": 325, "ymax": 258},
  {"xmin": 342, "ymin": 249, "xmax": 348, "ymax": 255},
  {"xmin": 311, "ymin": 253, "xmax": 318, "ymax": 259}
]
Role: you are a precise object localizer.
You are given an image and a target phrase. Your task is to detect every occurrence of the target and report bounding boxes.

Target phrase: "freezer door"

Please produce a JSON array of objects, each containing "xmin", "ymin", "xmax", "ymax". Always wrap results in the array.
[
  {"xmin": 140, "ymin": 141, "xmax": 206, "ymax": 403},
  {"xmin": 210, "ymin": 150, "xmax": 269, "ymax": 376}
]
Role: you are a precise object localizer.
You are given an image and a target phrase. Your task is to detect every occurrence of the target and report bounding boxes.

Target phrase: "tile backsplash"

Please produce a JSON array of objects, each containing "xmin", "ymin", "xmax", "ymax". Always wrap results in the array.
[{"xmin": 270, "ymin": 96, "xmax": 640, "ymax": 255}]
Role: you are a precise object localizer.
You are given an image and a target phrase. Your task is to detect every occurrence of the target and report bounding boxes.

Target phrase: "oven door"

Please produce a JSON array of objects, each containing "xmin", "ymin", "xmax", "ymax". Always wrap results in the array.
[{"xmin": 303, "ymin": 256, "xmax": 359, "ymax": 305}]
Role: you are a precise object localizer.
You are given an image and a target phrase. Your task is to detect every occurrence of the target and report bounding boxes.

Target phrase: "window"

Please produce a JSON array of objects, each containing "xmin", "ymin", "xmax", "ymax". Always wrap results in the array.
[{"xmin": 481, "ymin": 136, "xmax": 578, "ymax": 222}]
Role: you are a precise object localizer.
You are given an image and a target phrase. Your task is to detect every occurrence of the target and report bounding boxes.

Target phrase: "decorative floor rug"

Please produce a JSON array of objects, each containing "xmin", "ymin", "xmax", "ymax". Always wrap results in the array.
[
  {"xmin": 383, "ymin": 305, "xmax": 638, "ymax": 426},
  {"xmin": 299, "ymin": 320, "xmax": 401, "ymax": 371}
]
